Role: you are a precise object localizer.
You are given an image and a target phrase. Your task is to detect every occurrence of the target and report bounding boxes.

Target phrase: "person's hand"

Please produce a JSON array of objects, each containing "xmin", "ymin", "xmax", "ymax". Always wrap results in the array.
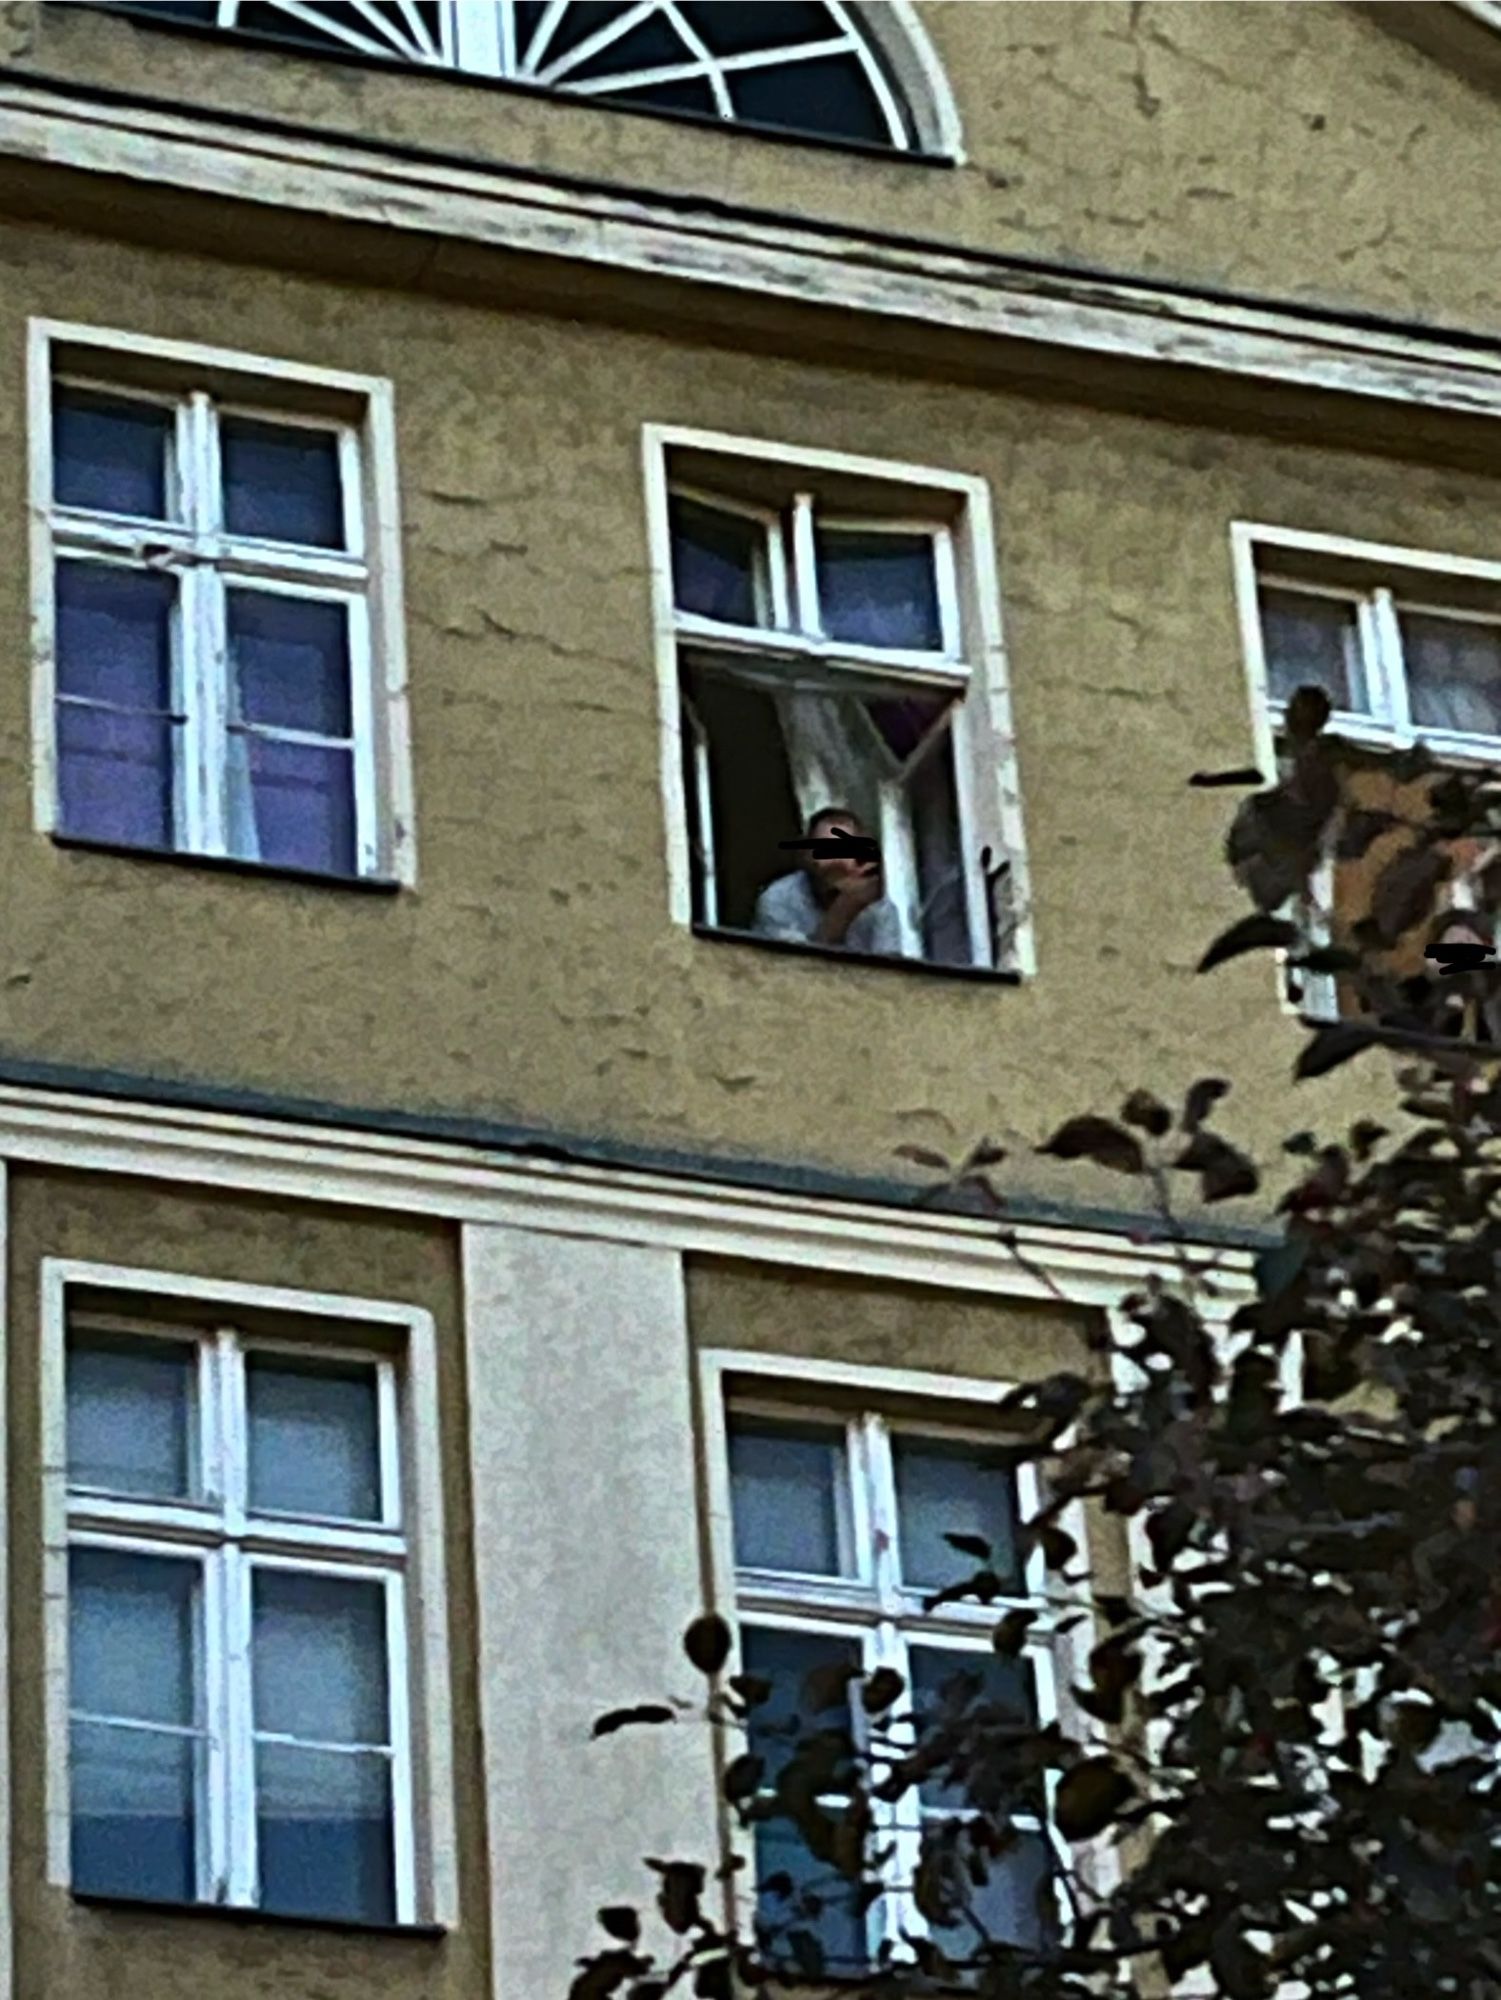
[{"xmin": 833, "ymin": 863, "xmax": 883, "ymax": 913}]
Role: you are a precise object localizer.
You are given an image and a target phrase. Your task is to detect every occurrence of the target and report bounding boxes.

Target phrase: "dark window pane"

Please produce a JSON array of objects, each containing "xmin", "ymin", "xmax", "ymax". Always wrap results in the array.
[
  {"xmin": 907, "ymin": 1646, "xmax": 1037, "ymax": 1813},
  {"xmin": 256, "ymin": 1742, "xmax": 394, "ymax": 1923},
  {"xmin": 527, "ymin": 0, "xmax": 631, "ymax": 67},
  {"xmin": 728, "ymin": 1417, "xmax": 852, "ymax": 1575},
  {"xmin": 54, "ymin": 391, "xmax": 171, "ymax": 520},
  {"xmin": 248, "ymin": 1355, "xmax": 381, "ymax": 1521},
  {"xmin": 228, "ymin": 593, "xmax": 352, "ymax": 734},
  {"xmin": 602, "ymin": 76, "xmax": 719, "ymax": 115},
  {"xmin": 1259, "ymin": 587, "xmax": 1366, "ymax": 711},
  {"xmin": 230, "ymin": 737, "xmax": 357, "ymax": 875},
  {"xmin": 252, "ymin": 1569, "xmax": 389, "ymax": 1745},
  {"xmin": 68, "ymin": 1332, "xmax": 197, "ymax": 1499},
  {"xmin": 741, "ymin": 1625, "xmax": 862, "ymax": 1786},
  {"xmin": 56, "ymin": 561, "xmax": 174, "ymax": 709},
  {"xmin": 676, "ymin": 3, "xmax": 835, "ymax": 56},
  {"xmin": 563, "ymin": 11, "xmax": 687, "ymax": 79},
  {"xmin": 57, "ymin": 710, "xmax": 174, "ymax": 850},
  {"xmin": 893, "ymin": 1436, "xmax": 1022, "ymax": 1591},
  {"xmin": 730, "ymin": 52, "xmax": 894, "ymax": 146},
  {"xmin": 754, "ymin": 1817, "xmax": 871, "ymax": 1974},
  {"xmin": 817, "ymin": 529, "xmax": 942, "ymax": 650},
  {"xmin": 71, "ymin": 1719, "xmax": 199, "ymax": 1902},
  {"xmin": 922, "ymin": 1823, "xmax": 1055, "ymax": 1958},
  {"xmin": 222, "ymin": 418, "xmax": 344, "ymax": 548},
  {"xmin": 1400, "ymin": 611, "xmax": 1501, "ymax": 737},
  {"xmin": 670, "ymin": 497, "xmax": 764, "ymax": 625}
]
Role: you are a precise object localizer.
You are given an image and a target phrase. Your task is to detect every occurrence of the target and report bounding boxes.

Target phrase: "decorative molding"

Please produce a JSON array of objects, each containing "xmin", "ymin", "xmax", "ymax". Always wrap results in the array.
[
  {"xmin": 4, "ymin": 79, "xmax": 1501, "ymax": 423},
  {"xmin": 0, "ymin": 1080, "xmax": 1256, "ymax": 1309}
]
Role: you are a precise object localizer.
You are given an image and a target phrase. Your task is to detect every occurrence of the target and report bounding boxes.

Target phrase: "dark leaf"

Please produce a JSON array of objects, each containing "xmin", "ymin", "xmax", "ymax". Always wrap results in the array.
[
  {"xmin": 802, "ymin": 1659, "xmax": 861, "ymax": 1715},
  {"xmin": 1054, "ymin": 1756, "xmax": 1137, "ymax": 1840},
  {"xmin": 785, "ymin": 1930, "xmax": 826, "ymax": 1981},
  {"xmin": 654, "ymin": 1860, "xmax": 705, "ymax": 1936},
  {"xmin": 861, "ymin": 1667, "xmax": 907, "ymax": 1714},
  {"xmin": 693, "ymin": 1958, "xmax": 732, "ymax": 2000},
  {"xmin": 1181, "ymin": 1077, "xmax": 1230, "ymax": 1132},
  {"xmin": 1188, "ymin": 765, "xmax": 1266, "ymax": 788},
  {"xmin": 896, "ymin": 1144, "xmax": 950, "ymax": 1170},
  {"xmin": 992, "ymin": 1608, "xmax": 1039, "ymax": 1655},
  {"xmin": 598, "ymin": 1908, "xmax": 641, "ymax": 1945},
  {"xmin": 1038, "ymin": 1115, "xmax": 1145, "ymax": 1175},
  {"xmin": 1147, "ymin": 1501, "xmax": 1196, "ymax": 1571},
  {"xmin": 592, "ymin": 1705, "xmax": 677, "ymax": 1738},
  {"xmin": 683, "ymin": 1614, "xmax": 733, "ymax": 1677},
  {"xmin": 727, "ymin": 1673, "xmax": 772, "ymax": 1709},
  {"xmin": 1174, "ymin": 1130, "xmax": 1259, "ymax": 1202},
  {"xmin": 1370, "ymin": 841, "xmax": 1449, "ymax": 947},
  {"xmin": 1284, "ymin": 684, "xmax": 1332, "ymax": 743},
  {"xmin": 1196, "ymin": 913, "xmax": 1301, "ymax": 975},
  {"xmin": 961, "ymin": 1138, "xmax": 1009, "ymax": 1169},
  {"xmin": 942, "ymin": 1531, "xmax": 994, "ymax": 1561},
  {"xmin": 1295, "ymin": 1024, "xmax": 1380, "ymax": 1079},
  {"xmin": 723, "ymin": 1754, "xmax": 765, "ymax": 1802},
  {"xmin": 1121, "ymin": 1088, "xmax": 1172, "ymax": 1136},
  {"xmin": 1335, "ymin": 807, "xmax": 1401, "ymax": 861}
]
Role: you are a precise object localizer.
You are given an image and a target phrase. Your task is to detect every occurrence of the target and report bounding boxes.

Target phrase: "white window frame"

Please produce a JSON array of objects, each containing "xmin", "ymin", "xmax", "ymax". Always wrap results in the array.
[
  {"xmin": 41, "ymin": 1260, "xmax": 456, "ymax": 1928},
  {"xmin": 645, "ymin": 426, "xmax": 1035, "ymax": 978},
  {"xmin": 699, "ymin": 1350, "xmax": 1110, "ymax": 1968},
  {"xmin": 28, "ymin": 320, "xmax": 416, "ymax": 888},
  {"xmin": 1232, "ymin": 522, "xmax": 1501, "ymax": 1024}
]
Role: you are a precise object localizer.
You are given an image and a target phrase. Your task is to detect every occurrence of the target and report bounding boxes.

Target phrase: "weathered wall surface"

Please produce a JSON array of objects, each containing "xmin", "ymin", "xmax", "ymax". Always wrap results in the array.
[
  {"xmin": 2, "ymin": 217, "xmax": 1498, "ymax": 1212},
  {"xmin": 13, "ymin": 1, "xmax": 1501, "ymax": 336},
  {"xmin": 4, "ymin": 1167, "xmax": 487, "ymax": 2000}
]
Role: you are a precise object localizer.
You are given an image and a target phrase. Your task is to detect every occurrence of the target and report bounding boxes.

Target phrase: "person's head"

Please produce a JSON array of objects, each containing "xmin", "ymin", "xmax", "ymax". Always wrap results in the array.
[
  {"xmin": 1431, "ymin": 909, "xmax": 1494, "ymax": 954},
  {"xmin": 803, "ymin": 806, "xmax": 876, "ymax": 900}
]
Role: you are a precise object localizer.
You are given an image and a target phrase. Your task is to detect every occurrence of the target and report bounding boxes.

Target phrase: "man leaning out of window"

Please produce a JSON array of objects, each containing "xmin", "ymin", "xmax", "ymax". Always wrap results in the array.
[{"xmin": 752, "ymin": 805, "xmax": 904, "ymax": 956}]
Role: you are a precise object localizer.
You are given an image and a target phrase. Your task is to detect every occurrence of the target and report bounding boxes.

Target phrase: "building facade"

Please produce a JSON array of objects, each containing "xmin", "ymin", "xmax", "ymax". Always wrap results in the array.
[{"xmin": 1, "ymin": 1, "xmax": 1501, "ymax": 1994}]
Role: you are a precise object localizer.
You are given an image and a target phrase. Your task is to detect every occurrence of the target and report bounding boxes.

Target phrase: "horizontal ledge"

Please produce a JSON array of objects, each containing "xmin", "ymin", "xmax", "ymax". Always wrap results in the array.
[
  {"xmin": 692, "ymin": 922, "xmax": 1022, "ymax": 984},
  {"xmin": 50, "ymin": 832, "xmax": 402, "ymax": 893},
  {"xmin": 71, "ymin": 1888, "xmax": 446, "ymax": 1939}
]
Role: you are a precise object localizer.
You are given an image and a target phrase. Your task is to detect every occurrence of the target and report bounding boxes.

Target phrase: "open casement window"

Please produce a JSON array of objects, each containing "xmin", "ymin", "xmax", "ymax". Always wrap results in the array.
[
  {"xmin": 62, "ymin": 1308, "xmax": 416, "ymax": 1924},
  {"xmin": 722, "ymin": 1396, "xmax": 1070, "ymax": 1972},
  {"xmin": 32, "ymin": 329, "xmax": 411, "ymax": 885},
  {"xmin": 665, "ymin": 462, "xmax": 1025, "ymax": 972},
  {"xmin": 1238, "ymin": 528, "xmax": 1501, "ymax": 1020}
]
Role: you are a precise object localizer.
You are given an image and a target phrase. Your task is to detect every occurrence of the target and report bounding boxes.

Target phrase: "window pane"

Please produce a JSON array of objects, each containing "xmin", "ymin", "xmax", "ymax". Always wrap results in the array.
[
  {"xmin": 670, "ymin": 496, "xmax": 765, "ymax": 626},
  {"xmin": 892, "ymin": 1436, "xmax": 1022, "ymax": 1591},
  {"xmin": 71, "ymin": 1717, "xmax": 199, "ymax": 1903},
  {"xmin": 229, "ymin": 592, "xmax": 352, "ymax": 735},
  {"xmin": 54, "ymin": 390, "xmax": 171, "ymax": 520},
  {"xmin": 922, "ymin": 1823, "xmax": 1054, "ymax": 1957},
  {"xmin": 247, "ymin": 1354, "xmax": 382, "ymax": 1520},
  {"xmin": 907, "ymin": 1645, "xmax": 1037, "ymax": 1813},
  {"xmin": 222, "ymin": 418, "xmax": 344, "ymax": 548},
  {"xmin": 230, "ymin": 737, "xmax": 357, "ymax": 876},
  {"xmin": 1259, "ymin": 587, "xmax": 1367, "ymax": 711},
  {"xmin": 754, "ymin": 1817, "xmax": 870, "ymax": 1975},
  {"xmin": 728, "ymin": 1417, "xmax": 854, "ymax": 1575},
  {"xmin": 1401, "ymin": 611, "xmax": 1501, "ymax": 738},
  {"xmin": 816, "ymin": 529, "xmax": 942, "ymax": 650},
  {"xmin": 256, "ymin": 1741, "xmax": 394, "ymax": 1924},
  {"xmin": 70, "ymin": 1547, "xmax": 199, "ymax": 1729},
  {"xmin": 57, "ymin": 561, "xmax": 175, "ymax": 709},
  {"xmin": 907, "ymin": 726, "xmax": 972, "ymax": 967},
  {"xmin": 730, "ymin": 52, "xmax": 894, "ymax": 147},
  {"xmin": 741, "ymin": 1624, "xmax": 862, "ymax": 1786},
  {"xmin": 252, "ymin": 1569, "xmax": 389, "ymax": 1745},
  {"xmin": 68, "ymin": 1333, "xmax": 197, "ymax": 1499},
  {"xmin": 56, "ymin": 562, "xmax": 177, "ymax": 849}
]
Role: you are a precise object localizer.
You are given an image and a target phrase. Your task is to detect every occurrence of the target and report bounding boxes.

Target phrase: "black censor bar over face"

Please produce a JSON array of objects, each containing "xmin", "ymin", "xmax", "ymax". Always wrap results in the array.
[
  {"xmin": 1428, "ymin": 942, "xmax": 1499, "ymax": 975},
  {"xmin": 780, "ymin": 830, "xmax": 881, "ymax": 864}
]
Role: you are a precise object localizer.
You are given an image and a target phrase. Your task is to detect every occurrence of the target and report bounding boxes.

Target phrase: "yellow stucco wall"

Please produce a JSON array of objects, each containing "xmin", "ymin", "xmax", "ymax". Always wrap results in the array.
[
  {"xmin": 4, "ymin": 1166, "xmax": 488, "ymax": 2000},
  {"xmin": 12, "ymin": 1, "xmax": 1501, "ymax": 338},
  {"xmin": 0, "ymin": 210, "xmax": 1494, "ymax": 1214}
]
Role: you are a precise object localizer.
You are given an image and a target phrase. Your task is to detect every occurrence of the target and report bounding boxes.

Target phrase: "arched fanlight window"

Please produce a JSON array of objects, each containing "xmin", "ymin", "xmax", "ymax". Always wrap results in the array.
[{"xmin": 98, "ymin": 1, "xmax": 959, "ymax": 155}]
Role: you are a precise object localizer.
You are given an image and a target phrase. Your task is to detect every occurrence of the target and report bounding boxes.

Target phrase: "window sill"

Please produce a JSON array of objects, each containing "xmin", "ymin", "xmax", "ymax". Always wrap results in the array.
[
  {"xmin": 691, "ymin": 923, "xmax": 1022, "ymax": 985},
  {"xmin": 70, "ymin": 1888, "xmax": 445, "ymax": 1939},
  {"xmin": 50, "ymin": 833, "xmax": 402, "ymax": 894}
]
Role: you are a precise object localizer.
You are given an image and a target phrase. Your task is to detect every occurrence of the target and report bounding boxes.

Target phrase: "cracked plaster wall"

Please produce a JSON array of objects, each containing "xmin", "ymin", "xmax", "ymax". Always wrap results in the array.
[
  {"xmin": 2, "ymin": 222, "xmax": 1499, "ymax": 1216},
  {"xmin": 14, "ymin": 1, "xmax": 1501, "ymax": 337}
]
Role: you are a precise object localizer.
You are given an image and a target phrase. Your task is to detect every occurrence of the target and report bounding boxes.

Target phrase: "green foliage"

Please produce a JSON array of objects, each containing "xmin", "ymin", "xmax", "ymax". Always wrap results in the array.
[{"xmin": 572, "ymin": 690, "xmax": 1501, "ymax": 1999}]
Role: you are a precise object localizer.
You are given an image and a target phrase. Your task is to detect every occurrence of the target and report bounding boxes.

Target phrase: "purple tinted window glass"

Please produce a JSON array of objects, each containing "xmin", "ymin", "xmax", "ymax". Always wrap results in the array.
[
  {"xmin": 56, "ymin": 562, "xmax": 175, "ymax": 707},
  {"xmin": 228, "ymin": 593, "xmax": 351, "ymax": 735},
  {"xmin": 222, "ymin": 419, "xmax": 344, "ymax": 549},
  {"xmin": 58, "ymin": 708, "xmax": 174, "ymax": 849},
  {"xmin": 240, "ymin": 738, "xmax": 356, "ymax": 876},
  {"xmin": 53, "ymin": 391, "xmax": 171, "ymax": 520}
]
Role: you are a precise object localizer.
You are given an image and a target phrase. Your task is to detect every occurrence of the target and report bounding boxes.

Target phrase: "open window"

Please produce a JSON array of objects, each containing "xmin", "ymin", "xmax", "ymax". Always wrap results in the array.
[
  {"xmin": 651, "ymin": 432, "xmax": 1031, "ymax": 975},
  {"xmin": 1234, "ymin": 525, "xmax": 1501, "ymax": 1020}
]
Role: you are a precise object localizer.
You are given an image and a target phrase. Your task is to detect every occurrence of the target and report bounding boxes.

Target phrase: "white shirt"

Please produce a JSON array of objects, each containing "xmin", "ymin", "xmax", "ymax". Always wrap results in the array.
[{"xmin": 751, "ymin": 870, "xmax": 905, "ymax": 956}]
